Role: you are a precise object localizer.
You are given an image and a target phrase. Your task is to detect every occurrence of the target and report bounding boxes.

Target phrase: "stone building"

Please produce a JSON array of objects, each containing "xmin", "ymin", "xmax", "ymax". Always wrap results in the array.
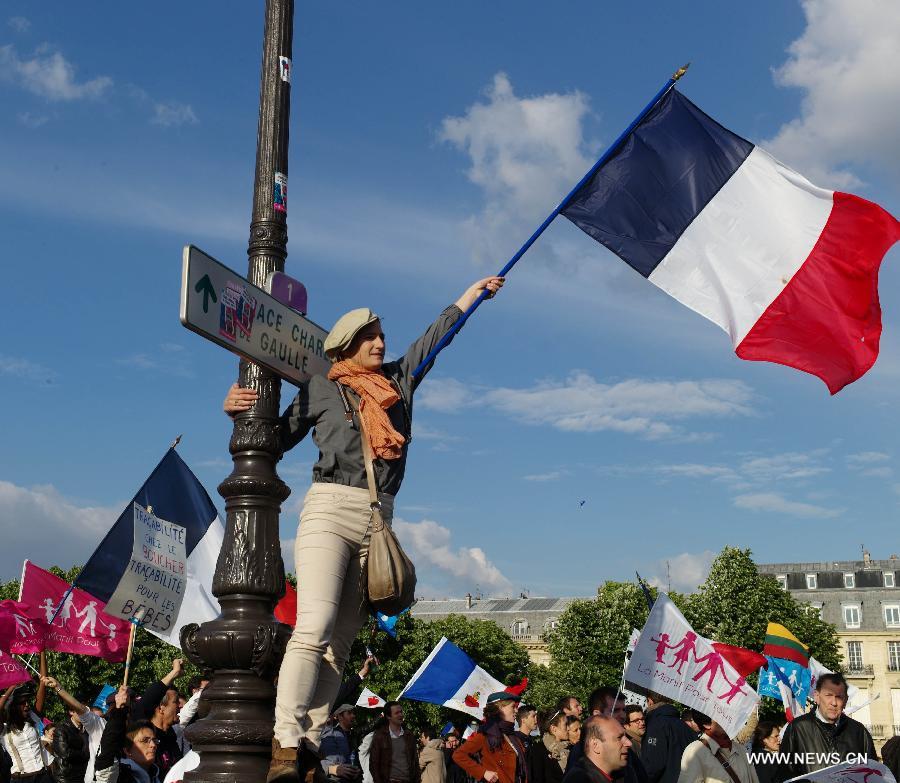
[
  {"xmin": 758, "ymin": 552, "xmax": 900, "ymax": 743},
  {"xmin": 410, "ymin": 594, "xmax": 576, "ymax": 665}
]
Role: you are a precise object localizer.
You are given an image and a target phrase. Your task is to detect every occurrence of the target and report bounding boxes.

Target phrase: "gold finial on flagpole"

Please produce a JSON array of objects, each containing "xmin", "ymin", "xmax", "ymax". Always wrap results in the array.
[
  {"xmin": 171, "ymin": 434, "xmax": 183, "ymax": 449},
  {"xmin": 672, "ymin": 62, "xmax": 691, "ymax": 81}
]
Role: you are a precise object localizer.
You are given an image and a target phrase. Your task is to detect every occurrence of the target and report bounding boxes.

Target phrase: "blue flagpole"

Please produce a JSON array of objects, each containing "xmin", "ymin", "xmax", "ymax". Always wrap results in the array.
[{"xmin": 412, "ymin": 63, "xmax": 691, "ymax": 379}]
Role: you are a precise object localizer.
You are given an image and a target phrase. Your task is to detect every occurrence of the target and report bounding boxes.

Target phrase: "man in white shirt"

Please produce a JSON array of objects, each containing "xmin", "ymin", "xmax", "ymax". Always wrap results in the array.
[
  {"xmin": 678, "ymin": 711, "xmax": 758, "ymax": 783},
  {"xmin": 42, "ymin": 676, "xmax": 105, "ymax": 783}
]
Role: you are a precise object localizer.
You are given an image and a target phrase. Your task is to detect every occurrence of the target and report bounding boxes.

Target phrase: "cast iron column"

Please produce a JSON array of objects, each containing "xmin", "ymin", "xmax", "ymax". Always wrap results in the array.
[{"xmin": 181, "ymin": 2, "xmax": 294, "ymax": 781}]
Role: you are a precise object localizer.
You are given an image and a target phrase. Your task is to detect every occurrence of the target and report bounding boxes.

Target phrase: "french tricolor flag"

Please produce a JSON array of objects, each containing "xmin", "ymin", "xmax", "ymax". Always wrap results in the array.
[
  {"xmin": 399, "ymin": 637, "xmax": 505, "ymax": 719},
  {"xmin": 562, "ymin": 89, "xmax": 900, "ymax": 394}
]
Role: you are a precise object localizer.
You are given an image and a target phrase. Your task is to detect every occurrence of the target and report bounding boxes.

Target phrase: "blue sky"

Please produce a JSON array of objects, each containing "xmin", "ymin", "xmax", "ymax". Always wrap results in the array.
[{"xmin": 2, "ymin": 1, "xmax": 899, "ymax": 599}]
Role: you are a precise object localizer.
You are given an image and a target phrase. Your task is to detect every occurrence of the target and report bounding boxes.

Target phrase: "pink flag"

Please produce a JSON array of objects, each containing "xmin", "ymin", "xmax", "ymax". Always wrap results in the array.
[
  {"xmin": 19, "ymin": 561, "xmax": 130, "ymax": 662},
  {"xmin": 0, "ymin": 600, "xmax": 48, "ymax": 655},
  {"xmin": 0, "ymin": 651, "xmax": 30, "ymax": 689}
]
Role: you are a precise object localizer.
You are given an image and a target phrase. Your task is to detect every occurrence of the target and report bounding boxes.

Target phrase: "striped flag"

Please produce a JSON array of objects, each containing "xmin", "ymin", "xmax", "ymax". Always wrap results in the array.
[
  {"xmin": 763, "ymin": 622, "xmax": 810, "ymax": 667},
  {"xmin": 561, "ymin": 88, "xmax": 899, "ymax": 394}
]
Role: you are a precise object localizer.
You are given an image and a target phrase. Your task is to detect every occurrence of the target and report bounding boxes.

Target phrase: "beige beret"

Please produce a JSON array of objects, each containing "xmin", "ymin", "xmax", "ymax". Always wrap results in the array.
[{"xmin": 323, "ymin": 308, "xmax": 380, "ymax": 360}]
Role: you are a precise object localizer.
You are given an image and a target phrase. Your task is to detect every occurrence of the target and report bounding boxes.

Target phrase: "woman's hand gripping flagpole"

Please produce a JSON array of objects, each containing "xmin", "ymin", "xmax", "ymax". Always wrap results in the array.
[{"xmin": 411, "ymin": 63, "xmax": 691, "ymax": 380}]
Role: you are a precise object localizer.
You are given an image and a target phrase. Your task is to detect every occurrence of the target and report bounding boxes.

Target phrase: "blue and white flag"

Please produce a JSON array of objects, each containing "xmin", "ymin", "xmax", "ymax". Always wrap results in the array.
[
  {"xmin": 758, "ymin": 656, "xmax": 810, "ymax": 706},
  {"xmin": 399, "ymin": 636, "xmax": 505, "ymax": 719},
  {"xmin": 76, "ymin": 448, "xmax": 223, "ymax": 647}
]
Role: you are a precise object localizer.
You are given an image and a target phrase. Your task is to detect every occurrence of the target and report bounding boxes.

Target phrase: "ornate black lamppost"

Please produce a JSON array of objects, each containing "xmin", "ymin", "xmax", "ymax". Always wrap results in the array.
[{"xmin": 182, "ymin": 2, "xmax": 294, "ymax": 780}]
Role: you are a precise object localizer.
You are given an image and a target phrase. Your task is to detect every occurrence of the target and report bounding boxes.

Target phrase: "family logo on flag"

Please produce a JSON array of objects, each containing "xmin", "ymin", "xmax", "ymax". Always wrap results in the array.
[
  {"xmin": 75, "ymin": 446, "xmax": 224, "ymax": 646},
  {"xmin": 625, "ymin": 593, "xmax": 758, "ymax": 737},
  {"xmin": 19, "ymin": 561, "xmax": 130, "ymax": 661},
  {"xmin": 399, "ymin": 637, "xmax": 506, "ymax": 719}
]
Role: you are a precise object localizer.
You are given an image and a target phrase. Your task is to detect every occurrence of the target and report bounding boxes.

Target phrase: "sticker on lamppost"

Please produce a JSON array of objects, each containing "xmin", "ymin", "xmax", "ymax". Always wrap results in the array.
[
  {"xmin": 105, "ymin": 503, "xmax": 187, "ymax": 634},
  {"xmin": 180, "ymin": 245, "xmax": 329, "ymax": 385}
]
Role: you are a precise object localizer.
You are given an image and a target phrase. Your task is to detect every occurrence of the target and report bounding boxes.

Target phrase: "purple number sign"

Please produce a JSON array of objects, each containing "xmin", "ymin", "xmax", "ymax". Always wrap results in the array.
[{"xmin": 268, "ymin": 271, "xmax": 308, "ymax": 315}]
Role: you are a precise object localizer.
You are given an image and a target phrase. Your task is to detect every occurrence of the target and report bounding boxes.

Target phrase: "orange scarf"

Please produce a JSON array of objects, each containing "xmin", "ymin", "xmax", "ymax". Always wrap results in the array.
[{"xmin": 328, "ymin": 361, "xmax": 406, "ymax": 460}]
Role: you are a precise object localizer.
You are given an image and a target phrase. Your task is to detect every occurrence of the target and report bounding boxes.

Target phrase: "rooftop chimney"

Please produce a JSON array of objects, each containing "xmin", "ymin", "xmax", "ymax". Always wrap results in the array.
[
  {"xmin": 864, "ymin": 550, "xmax": 872, "ymax": 565},
  {"xmin": 465, "ymin": 592, "xmax": 473, "ymax": 609}
]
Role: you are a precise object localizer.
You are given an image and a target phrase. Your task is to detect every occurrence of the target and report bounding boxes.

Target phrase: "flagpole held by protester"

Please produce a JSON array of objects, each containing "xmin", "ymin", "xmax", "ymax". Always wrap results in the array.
[
  {"xmin": 411, "ymin": 63, "xmax": 691, "ymax": 379},
  {"xmin": 123, "ymin": 620, "xmax": 139, "ymax": 687}
]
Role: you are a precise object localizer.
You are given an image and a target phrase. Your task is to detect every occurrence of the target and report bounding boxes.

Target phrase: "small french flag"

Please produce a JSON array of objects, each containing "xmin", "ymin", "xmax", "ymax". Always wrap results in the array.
[{"xmin": 399, "ymin": 637, "xmax": 506, "ymax": 719}]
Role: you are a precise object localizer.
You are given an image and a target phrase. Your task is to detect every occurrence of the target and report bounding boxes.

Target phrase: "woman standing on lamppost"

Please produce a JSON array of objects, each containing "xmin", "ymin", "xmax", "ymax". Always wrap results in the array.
[{"xmin": 224, "ymin": 276, "xmax": 504, "ymax": 783}]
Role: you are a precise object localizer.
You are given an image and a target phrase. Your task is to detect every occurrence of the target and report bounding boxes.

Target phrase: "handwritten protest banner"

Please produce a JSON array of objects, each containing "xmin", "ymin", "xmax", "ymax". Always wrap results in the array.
[{"xmin": 105, "ymin": 503, "xmax": 187, "ymax": 633}]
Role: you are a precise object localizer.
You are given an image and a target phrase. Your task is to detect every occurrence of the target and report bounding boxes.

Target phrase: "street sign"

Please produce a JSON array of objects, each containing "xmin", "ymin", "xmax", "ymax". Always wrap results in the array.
[{"xmin": 180, "ymin": 245, "xmax": 329, "ymax": 385}]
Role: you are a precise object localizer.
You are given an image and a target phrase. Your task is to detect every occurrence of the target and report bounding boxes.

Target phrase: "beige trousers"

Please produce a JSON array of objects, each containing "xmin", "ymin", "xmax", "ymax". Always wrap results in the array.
[{"xmin": 274, "ymin": 482, "xmax": 393, "ymax": 749}]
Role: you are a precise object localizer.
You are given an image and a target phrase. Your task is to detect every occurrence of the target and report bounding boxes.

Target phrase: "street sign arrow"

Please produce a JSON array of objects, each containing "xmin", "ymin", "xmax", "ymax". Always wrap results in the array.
[
  {"xmin": 180, "ymin": 245, "xmax": 329, "ymax": 385},
  {"xmin": 195, "ymin": 274, "xmax": 217, "ymax": 313}
]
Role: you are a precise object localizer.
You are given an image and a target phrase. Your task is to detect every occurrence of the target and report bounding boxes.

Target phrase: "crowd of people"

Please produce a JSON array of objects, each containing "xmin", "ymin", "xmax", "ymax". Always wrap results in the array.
[
  {"xmin": 0, "ymin": 656, "xmax": 203, "ymax": 783},
  {"xmin": 1, "ymin": 649, "xmax": 897, "ymax": 783}
]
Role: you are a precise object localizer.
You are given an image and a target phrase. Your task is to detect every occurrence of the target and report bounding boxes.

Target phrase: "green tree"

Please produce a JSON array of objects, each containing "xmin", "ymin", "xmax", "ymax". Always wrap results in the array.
[{"xmin": 0, "ymin": 565, "xmax": 200, "ymax": 721}]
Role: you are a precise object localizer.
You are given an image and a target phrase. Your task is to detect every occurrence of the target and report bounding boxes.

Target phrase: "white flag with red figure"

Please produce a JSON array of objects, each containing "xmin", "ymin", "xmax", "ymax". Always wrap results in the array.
[
  {"xmin": 625, "ymin": 593, "xmax": 758, "ymax": 737},
  {"xmin": 356, "ymin": 687, "xmax": 386, "ymax": 709}
]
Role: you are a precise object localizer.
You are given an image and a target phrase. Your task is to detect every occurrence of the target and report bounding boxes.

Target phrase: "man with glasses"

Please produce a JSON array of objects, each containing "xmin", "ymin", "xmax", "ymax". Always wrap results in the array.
[{"xmin": 623, "ymin": 707, "xmax": 646, "ymax": 758}]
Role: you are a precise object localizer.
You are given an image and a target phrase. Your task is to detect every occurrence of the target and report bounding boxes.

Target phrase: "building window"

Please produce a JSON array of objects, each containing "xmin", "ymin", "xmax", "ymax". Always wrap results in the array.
[
  {"xmin": 886, "ymin": 573, "xmax": 896, "ymax": 588},
  {"xmin": 811, "ymin": 602, "xmax": 824, "ymax": 620},
  {"xmin": 844, "ymin": 605, "xmax": 861, "ymax": 629},
  {"xmin": 546, "ymin": 619, "xmax": 558, "ymax": 631},
  {"xmin": 845, "ymin": 573, "xmax": 856, "ymax": 589},
  {"xmin": 776, "ymin": 575, "xmax": 788, "ymax": 590},
  {"xmin": 889, "ymin": 642, "xmax": 900, "ymax": 671},
  {"xmin": 511, "ymin": 619, "xmax": 528, "ymax": 636},
  {"xmin": 885, "ymin": 605, "xmax": 900, "ymax": 628},
  {"xmin": 806, "ymin": 574, "xmax": 818, "ymax": 589},
  {"xmin": 847, "ymin": 641, "xmax": 864, "ymax": 670}
]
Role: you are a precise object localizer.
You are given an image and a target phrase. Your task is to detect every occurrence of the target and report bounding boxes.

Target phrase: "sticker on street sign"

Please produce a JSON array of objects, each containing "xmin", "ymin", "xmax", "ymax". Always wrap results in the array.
[
  {"xmin": 267, "ymin": 271, "xmax": 307, "ymax": 315},
  {"xmin": 180, "ymin": 245, "xmax": 329, "ymax": 385}
]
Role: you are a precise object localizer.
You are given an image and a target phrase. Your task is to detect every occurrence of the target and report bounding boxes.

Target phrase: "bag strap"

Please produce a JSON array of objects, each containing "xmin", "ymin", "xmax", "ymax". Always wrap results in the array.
[
  {"xmin": 340, "ymin": 386, "xmax": 385, "ymax": 532},
  {"xmin": 698, "ymin": 736, "xmax": 742, "ymax": 783}
]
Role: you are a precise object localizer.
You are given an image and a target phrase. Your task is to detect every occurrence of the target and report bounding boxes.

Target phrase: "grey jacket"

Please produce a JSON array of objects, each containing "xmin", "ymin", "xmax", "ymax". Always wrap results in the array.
[{"xmin": 278, "ymin": 305, "xmax": 462, "ymax": 496}]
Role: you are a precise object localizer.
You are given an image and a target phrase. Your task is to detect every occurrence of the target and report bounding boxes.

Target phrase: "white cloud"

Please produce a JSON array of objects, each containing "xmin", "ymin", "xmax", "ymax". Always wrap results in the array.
[
  {"xmin": 0, "ymin": 44, "xmax": 112, "ymax": 101},
  {"xmin": 114, "ymin": 344, "xmax": 196, "ymax": 378},
  {"xmin": 8, "ymin": 17, "xmax": 30, "ymax": 33},
  {"xmin": 393, "ymin": 517, "xmax": 512, "ymax": 595},
  {"xmin": 656, "ymin": 464, "xmax": 738, "ymax": 482},
  {"xmin": 733, "ymin": 492, "xmax": 841, "ymax": 518},
  {"xmin": 0, "ymin": 481, "xmax": 121, "ymax": 578},
  {"xmin": 17, "ymin": 111, "xmax": 48, "ymax": 128},
  {"xmin": 523, "ymin": 471, "xmax": 564, "ymax": 482},
  {"xmin": 0, "ymin": 354, "xmax": 56, "ymax": 384},
  {"xmin": 483, "ymin": 373, "xmax": 755, "ymax": 439},
  {"xmin": 861, "ymin": 467, "xmax": 892, "ymax": 478},
  {"xmin": 417, "ymin": 378, "xmax": 474, "ymax": 413},
  {"xmin": 739, "ymin": 451, "xmax": 830, "ymax": 481},
  {"xmin": 646, "ymin": 551, "xmax": 715, "ymax": 594},
  {"xmin": 439, "ymin": 73, "xmax": 593, "ymax": 267},
  {"xmin": 765, "ymin": 0, "xmax": 900, "ymax": 188},
  {"xmin": 846, "ymin": 451, "xmax": 890, "ymax": 467},
  {"xmin": 152, "ymin": 101, "xmax": 198, "ymax": 128}
]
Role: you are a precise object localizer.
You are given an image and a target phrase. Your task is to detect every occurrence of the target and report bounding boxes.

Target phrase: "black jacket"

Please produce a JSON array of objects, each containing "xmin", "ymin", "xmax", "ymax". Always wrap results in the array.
[
  {"xmin": 779, "ymin": 711, "xmax": 877, "ymax": 778},
  {"xmin": 641, "ymin": 704, "xmax": 697, "ymax": 783},
  {"xmin": 530, "ymin": 738, "xmax": 565, "ymax": 783},
  {"xmin": 567, "ymin": 743, "xmax": 645, "ymax": 783},
  {"xmin": 562, "ymin": 755, "xmax": 642, "ymax": 783}
]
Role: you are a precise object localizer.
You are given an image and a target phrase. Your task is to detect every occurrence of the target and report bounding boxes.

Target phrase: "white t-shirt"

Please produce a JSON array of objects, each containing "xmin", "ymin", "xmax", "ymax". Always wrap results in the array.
[
  {"xmin": 78, "ymin": 708, "xmax": 107, "ymax": 783},
  {"xmin": 1, "ymin": 712, "xmax": 51, "ymax": 774}
]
